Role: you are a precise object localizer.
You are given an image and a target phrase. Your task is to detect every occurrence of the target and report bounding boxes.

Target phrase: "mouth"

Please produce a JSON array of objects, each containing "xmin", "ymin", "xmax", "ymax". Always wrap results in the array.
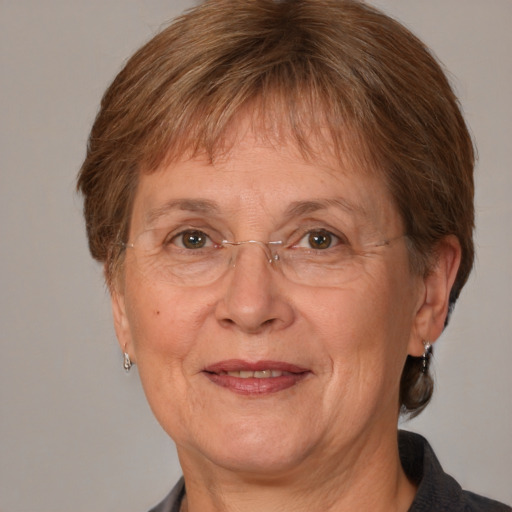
[
  {"xmin": 216, "ymin": 369, "xmax": 292, "ymax": 378},
  {"xmin": 202, "ymin": 359, "xmax": 311, "ymax": 395}
]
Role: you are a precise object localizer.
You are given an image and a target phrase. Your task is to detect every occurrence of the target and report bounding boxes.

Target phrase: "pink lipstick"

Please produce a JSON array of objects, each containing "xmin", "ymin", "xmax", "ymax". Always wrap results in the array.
[{"xmin": 203, "ymin": 359, "xmax": 310, "ymax": 395}]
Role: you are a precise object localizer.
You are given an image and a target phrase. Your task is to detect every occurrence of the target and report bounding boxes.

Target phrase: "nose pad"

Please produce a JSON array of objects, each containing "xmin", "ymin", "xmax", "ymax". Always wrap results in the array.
[{"xmin": 222, "ymin": 240, "xmax": 282, "ymax": 266}]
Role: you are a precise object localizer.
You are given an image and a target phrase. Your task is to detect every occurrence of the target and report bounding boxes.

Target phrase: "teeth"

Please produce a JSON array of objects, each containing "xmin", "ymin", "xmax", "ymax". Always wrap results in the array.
[
  {"xmin": 225, "ymin": 370, "xmax": 284, "ymax": 378},
  {"xmin": 254, "ymin": 370, "xmax": 271, "ymax": 378}
]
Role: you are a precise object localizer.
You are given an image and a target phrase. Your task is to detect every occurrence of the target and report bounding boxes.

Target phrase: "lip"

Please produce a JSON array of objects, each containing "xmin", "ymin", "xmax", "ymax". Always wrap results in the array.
[{"xmin": 203, "ymin": 359, "xmax": 311, "ymax": 395}]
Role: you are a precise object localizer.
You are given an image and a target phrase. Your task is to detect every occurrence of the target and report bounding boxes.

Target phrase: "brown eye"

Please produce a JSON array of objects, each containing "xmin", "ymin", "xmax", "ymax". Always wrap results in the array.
[
  {"xmin": 178, "ymin": 230, "xmax": 210, "ymax": 249},
  {"xmin": 307, "ymin": 230, "xmax": 333, "ymax": 250}
]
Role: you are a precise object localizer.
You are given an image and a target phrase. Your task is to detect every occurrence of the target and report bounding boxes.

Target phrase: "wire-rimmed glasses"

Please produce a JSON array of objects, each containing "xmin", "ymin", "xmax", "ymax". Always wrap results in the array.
[{"xmin": 121, "ymin": 226, "xmax": 404, "ymax": 287}]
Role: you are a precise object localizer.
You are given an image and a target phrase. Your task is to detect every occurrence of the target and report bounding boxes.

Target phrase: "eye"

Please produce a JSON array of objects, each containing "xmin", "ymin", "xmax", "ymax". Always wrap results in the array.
[
  {"xmin": 295, "ymin": 229, "xmax": 342, "ymax": 250},
  {"xmin": 172, "ymin": 230, "xmax": 213, "ymax": 249}
]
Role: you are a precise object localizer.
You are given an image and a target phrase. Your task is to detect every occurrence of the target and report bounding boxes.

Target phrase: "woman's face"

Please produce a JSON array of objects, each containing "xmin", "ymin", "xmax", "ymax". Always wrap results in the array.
[{"xmin": 113, "ymin": 130, "xmax": 428, "ymax": 477}]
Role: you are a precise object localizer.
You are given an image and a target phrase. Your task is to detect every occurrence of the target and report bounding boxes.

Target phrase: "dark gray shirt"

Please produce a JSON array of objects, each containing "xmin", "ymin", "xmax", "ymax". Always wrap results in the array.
[{"xmin": 148, "ymin": 431, "xmax": 511, "ymax": 512}]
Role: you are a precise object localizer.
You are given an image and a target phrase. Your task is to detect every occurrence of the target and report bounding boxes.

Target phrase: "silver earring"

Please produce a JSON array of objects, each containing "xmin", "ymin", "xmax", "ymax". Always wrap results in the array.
[
  {"xmin": 421, "ymin": 341, "xmax": 432, "ymax": 374},
  {"xmin": 123, "ymin": 351, "xmax": 132, "ymax": 372}
]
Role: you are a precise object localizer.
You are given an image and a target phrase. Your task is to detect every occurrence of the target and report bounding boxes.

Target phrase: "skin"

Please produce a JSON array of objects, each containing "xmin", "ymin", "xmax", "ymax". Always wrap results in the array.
[{"xmin": 111, "ymin": 126, "xmax": 461, "ymax": 512}]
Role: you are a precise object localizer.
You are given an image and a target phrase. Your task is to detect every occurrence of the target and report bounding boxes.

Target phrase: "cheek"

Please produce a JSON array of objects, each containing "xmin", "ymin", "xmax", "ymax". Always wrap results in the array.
[
  {"xmin": 307, "ymin": 279, "xmax": 413, "ymax": 347},
  {"xmin": 124, "ymin": 277, "xmax": 210, "ymax": 365},
  {"xmin": 122, "ymin": 281, "xmax": 214, "ymax": 430},
  {"xmin": 302, "ymin": 263, "xmax": 418, "ymax": 385}
]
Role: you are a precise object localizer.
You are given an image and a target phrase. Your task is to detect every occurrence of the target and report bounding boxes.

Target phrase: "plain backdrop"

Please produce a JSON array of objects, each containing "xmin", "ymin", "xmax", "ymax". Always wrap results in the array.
[{"xmin": 1, "ymin": 1, "xmax": 511, "ymax": 511}]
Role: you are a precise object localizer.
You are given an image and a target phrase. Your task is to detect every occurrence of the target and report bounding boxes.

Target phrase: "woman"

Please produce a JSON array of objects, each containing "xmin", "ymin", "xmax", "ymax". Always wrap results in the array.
[{"xmin": 77, "ymin": 0, "xmax": 510, "ymax": 510}]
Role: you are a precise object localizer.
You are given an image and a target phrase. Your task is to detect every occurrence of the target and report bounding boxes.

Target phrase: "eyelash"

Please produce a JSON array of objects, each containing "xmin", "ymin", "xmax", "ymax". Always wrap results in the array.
[
  {"xmin": 164, "ymin": 227, "xmax": 348, "ymax": 251},
  {"xmin": 166, "ymin": 229, "xmax": 217, "ymax": 250},
  {"xmin": 292, "ymin": 229, "xmax": 346, "ymax": 251}
]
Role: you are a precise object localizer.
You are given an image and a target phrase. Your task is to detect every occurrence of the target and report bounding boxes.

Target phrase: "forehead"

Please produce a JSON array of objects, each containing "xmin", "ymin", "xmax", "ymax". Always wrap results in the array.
[{"xmin": 130, "ymin": 128, "xmax": 402, "ymax": 238}]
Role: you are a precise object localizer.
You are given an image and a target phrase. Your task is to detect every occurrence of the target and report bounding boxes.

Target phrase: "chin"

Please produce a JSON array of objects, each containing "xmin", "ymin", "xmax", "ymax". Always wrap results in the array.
[
  {"xmin": 205, "ymin": 441, "xmax": 308, "ymax": 476},
  {"xmin": 178, "ymin": 415, "xmax": 316, "ymax": 476}
]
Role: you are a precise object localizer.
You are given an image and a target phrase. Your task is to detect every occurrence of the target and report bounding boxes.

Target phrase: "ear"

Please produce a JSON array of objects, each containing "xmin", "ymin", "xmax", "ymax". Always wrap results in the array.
[
  {"xmin": 110, "ymin": 285, "xmax": 135, "ymax": 363},
  {"xmin": 408, "ymin": 235, "xmax": 462, "ymax": 357}
]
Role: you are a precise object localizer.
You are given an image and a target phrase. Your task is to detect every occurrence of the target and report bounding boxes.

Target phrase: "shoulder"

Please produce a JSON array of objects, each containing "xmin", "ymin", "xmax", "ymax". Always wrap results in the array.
[
  {"xmin": 399, "ymin": 430, "xmax": 511, "ymax": 512},
  {"xmin": 147, "ymin": 478, "xmax": 185, "ymax": 512},
  {"xmin": 461, "ymin": 490, "xmax": 512, "ymax": 512},
  {"xmin": 146, "ymin": 436, "xmax": 511, "ymax": 512}
]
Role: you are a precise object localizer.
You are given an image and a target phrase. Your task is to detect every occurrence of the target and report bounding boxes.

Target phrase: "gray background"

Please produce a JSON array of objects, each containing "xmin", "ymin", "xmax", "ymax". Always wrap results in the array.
[{"xmin": 1, "ymin": 1, "xmax": 511, "ymax": 511}]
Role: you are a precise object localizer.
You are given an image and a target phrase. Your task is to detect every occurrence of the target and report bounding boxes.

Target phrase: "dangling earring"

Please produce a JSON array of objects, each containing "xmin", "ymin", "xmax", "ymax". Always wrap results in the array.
[
  {"xmin": 421, "ymin": 341, "xmax": 432, "ymax": 374},
  {"xmin": 123, "ymin": 344, "xmax": 132, "ymax": 372}
]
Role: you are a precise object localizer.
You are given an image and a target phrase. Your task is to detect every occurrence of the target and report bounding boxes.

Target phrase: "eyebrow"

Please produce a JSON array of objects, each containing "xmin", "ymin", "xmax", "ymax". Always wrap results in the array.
[
  {"xmin": 283, "ymin": 198, "xmax": 366, "ymax": 219},
  {"xmin": 144, "ymin": 199, "xmax": 220, "ymax": 226},
  {"xmin": 144, "ymin": 197, "xmax": 366, "ymax": 227}
]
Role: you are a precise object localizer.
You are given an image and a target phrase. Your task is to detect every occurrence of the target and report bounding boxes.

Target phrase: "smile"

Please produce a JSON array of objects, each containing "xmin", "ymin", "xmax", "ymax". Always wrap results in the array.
[
  {"xmin": 203, "ymin": 359, "xmax": 310, "ymax": 395},
  {"xmin": 218, "ymin": 370, "xmax": 291, "ymax": 378}
]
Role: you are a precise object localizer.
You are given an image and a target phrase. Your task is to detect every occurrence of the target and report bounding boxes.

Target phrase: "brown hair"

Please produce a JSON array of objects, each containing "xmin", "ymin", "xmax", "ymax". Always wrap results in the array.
[{"xmin": 77, "ymin": 0, "xmax": 475, "ymax": 416}]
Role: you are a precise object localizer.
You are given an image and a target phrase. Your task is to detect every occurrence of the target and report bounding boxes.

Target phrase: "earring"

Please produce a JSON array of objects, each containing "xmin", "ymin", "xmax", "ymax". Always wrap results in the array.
[
  {"xmin": 123, "ymin": 345, "xmax": 132, "ymax": 372},
  {"xmin": 421, "ymin": 341, "xmax": 432, "ymax": 374}
]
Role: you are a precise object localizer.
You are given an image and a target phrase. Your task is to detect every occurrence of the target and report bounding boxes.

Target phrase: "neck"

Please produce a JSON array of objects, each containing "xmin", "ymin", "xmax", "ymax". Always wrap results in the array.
[{"xmin": 177, "ymin": 427, "xmax": 416, "ymax": 512}]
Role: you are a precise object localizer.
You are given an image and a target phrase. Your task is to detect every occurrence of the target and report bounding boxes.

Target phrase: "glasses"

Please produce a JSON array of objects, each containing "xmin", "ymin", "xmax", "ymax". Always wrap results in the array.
[{"xmin": 122, "ymin": 226, "xmax": 404, "ymax": 287}]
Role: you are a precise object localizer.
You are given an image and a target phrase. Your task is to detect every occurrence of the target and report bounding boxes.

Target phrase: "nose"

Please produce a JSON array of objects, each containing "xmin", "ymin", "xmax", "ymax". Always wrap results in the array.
[{"xmin": 215, "ymin": 242, "xmax": 294, "ymax": 334}]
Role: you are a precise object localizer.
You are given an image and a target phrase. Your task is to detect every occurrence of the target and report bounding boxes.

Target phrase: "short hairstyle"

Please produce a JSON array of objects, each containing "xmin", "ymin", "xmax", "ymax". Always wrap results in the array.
[{"xmin": 77, "ymin": 0, "xmax": 475, "ymax": 416}]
